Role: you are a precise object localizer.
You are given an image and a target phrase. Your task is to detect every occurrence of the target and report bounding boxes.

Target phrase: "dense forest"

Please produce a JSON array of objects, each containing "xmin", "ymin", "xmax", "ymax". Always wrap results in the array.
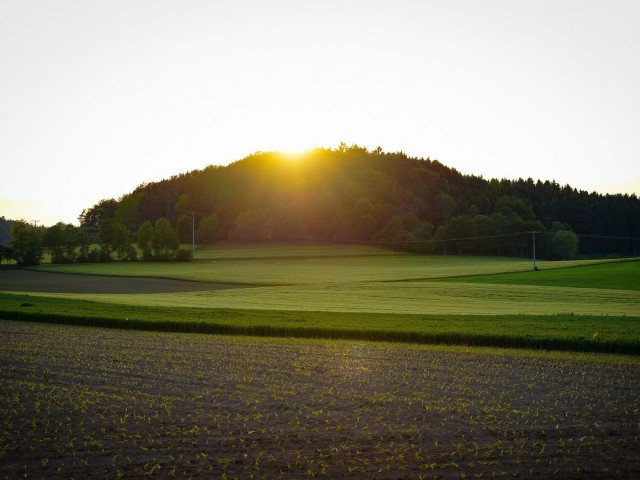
[{"xmin": 77, "ymin": 145, "xmax": 638, "ymax": 258}]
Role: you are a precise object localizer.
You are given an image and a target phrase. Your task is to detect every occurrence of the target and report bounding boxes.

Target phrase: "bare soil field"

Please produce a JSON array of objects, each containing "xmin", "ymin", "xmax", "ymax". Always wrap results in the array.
[
  {"xmin": 1, "ymin": 321, "xmax": 639, "ymax": 479},
  {"xmin": 0, "ymin": 269, "xmax": 239, "ymax": 294}
]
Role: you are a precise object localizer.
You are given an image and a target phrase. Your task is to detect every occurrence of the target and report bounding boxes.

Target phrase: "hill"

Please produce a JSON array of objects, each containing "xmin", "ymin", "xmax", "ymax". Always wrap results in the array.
[
  {"xmin": 0, "ymin": 217, "xmax": 14, "ymax": 246},
  {"xmin": 79, "ymin": 145, "xmax": 640, "ymax": 256}
]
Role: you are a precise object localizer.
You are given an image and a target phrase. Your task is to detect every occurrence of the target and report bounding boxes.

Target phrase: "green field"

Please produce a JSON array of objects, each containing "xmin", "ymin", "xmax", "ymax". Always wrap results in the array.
[
  {"xmin": 2, "ymin": 244, "xmax": 640, "ymax": 479},
  {"xmin": 18, "ymin": 279, "xmax": 638, "ymax": 316},
  {"xmin": 2, "ymin": 244, "xmax": 638, "ymax": 354},
  {"xmin": 442, "ymin": 260, "xmax": 640, "ymax": 291},
  {"xmin": 2, "ymin": 292, "xmax": 639, "ymax": 353},
  {"xmin": 18, "ymin": 246, "xmax": 639, "ymax": 317},
  {"xmin": 30, "ymin": 244, "xmax": 624, "ymax": 285}
]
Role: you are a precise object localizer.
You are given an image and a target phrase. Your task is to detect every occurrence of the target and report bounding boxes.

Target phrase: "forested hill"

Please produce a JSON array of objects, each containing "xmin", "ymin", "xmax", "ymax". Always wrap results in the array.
[
  {"xmin": 0, "ymin": 217, "xmax": 15, "ymax": 246},
  {"xmin": 80, "ymin": 146, "xmax": 640, "ymax": 256}
]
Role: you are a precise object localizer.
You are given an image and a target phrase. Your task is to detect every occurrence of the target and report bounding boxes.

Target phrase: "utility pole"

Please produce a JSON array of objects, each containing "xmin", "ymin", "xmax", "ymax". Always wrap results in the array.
[
  {"xmin": 32, "ymin": 220, "xmax": 40, "ymax": 228},
  {"xmin": 186, "ymin": 212, "xmax": 199, "ymax": 255},
  {"xmin": 529, "ymin": 231, "xmax": 539, "ymax": 271}
]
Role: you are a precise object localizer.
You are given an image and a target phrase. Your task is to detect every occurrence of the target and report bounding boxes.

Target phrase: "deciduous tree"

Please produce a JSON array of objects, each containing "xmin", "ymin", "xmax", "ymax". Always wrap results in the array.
[
  {"xmin": 10, "ymin": 221, "xmax": 43, "ymax": 265},
  {"xmin": 152, "ymin": 217, "xmax": 179, "ymax": 260}
]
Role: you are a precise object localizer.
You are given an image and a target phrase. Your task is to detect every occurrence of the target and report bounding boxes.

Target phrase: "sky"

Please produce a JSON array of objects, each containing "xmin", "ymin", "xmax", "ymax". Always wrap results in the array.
[{"xmin": 1, "ymin": 0, "xmax": 639, "ymax": 226}]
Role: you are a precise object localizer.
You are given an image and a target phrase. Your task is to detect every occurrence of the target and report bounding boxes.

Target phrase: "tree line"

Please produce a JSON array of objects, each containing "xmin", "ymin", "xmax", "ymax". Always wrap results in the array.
[
  {"xmin": 3, "ymin": 218, "xmax": 191, "ymax": 266},
  {"xmin": 78, "ymin": 145, "xmax": 638, "ymax": 258},
  {"xmin": 6, "ymin": 145, "xmax": 637, "ymax": 265}
]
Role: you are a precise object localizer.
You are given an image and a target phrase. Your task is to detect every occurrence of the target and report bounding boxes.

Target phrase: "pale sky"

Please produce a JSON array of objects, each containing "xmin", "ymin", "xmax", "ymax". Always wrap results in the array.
[{"xmin": 1, "ymin": 0, "xmax": 639, "ymax": 226}]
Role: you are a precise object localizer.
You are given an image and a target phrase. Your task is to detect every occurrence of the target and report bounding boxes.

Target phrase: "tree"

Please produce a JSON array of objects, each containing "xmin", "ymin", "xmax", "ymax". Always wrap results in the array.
[
  {"xmin": 547, "ymin": 222, "xmax": 579, "ymax": 260},
  {"xmin": 152, "ymin": 217, "xmax": 179, "ymax": 260},
  {"xmin": 229, "ymin": 209, "xmax": 271, "ymax": 242},
  {"xmin": 495, "ymin": 195, "xmax": 535, "ymax": 221},
  {"xmin": 10, "ymin": 221, "xmax": 43, "ymax": 266},
  {"xmin": 79, "ymin": 198, "xmax": 117, "ymax": 227},
  {"xmin": 436, "ymin": 193, "xmax": 457, "ymax": 224},
  {"xmin": 74, "ymin": 228, "xmax": 91, "ymax": 262},
  {"xmin": 471, "ymin": 214, "xmax": 493, "ymax": 254},
  {"xmin": 99, "ymin": 219, "xmax": 130, "ymax": 261},
  {"xmin": 115, "ymin": 194, "xmax": 140, "ymax": 227},
  {"xmin": 376, "ymin": 214, "xmax": 432, "ymax": 244},
  {"xmin": 176, "ymin": 214, "xmax": 192, "ymax": 243},
  {"xmin": 174, "ymin": 194, "xmax": 191, "ymax": 214},
  {"xmin": 445, "ymin": 215, "xmax": 475, "ymax": 254},
  {"xmin": 0, "ymin": 216, "xmax": 14, "ymax": 246},
  {"xmin": 196, "ymin": 214, "xmax": 223, "ymax": 244},
  {"xmin": 136, "ymin": 221, "xmax": 154, "ymax": 260},
  {"xmin": 43, "ymin": 222, "xmax": 77, "ymax": 263},
  {"xmin": 0, "ymin": 246, "xmax": 13, "ymax": 265}
]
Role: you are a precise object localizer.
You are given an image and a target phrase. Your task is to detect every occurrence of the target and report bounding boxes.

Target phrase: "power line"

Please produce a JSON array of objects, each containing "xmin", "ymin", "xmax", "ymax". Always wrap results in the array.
[
  {"xmin": 336, "ymin": 231, "xmax": 640, "ymax": 245},
  {"xmin": 573, "ymin": 233, "xmax": 640, "ymax": 241},
  {"xmin": 340, "ymin": 232, "xmax": 531, "ymax": 245}
]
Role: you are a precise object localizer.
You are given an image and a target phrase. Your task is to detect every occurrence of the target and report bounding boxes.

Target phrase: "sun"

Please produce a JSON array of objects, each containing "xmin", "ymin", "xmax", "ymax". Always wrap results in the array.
[{"xmin": 279, "ymin": 150, "xmax": 305, "ymax": 162}]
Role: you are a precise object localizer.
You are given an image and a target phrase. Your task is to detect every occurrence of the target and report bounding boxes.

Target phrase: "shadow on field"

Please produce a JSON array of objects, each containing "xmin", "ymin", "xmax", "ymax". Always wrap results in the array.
[{"xmin": 0, "ymin": 269, "xmax": 243, "ymax": 294}]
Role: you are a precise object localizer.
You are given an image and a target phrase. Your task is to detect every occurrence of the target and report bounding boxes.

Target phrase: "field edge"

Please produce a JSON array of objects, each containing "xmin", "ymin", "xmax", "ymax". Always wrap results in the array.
[{"xmin": 2, "ymin": 295, "xmax": 639, "ymax": 355}]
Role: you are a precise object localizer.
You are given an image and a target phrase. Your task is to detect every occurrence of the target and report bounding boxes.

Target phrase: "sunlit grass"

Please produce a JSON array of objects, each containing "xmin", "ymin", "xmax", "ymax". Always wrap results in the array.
[
  {"xmin": 2, "ymin": 292, "xmax": 639, "ymax": 354},
  {"xmin": 29, "ymin": 245, "xmax": 628, "ymax": 286},
  {"xmin": 17, "ymin": 280, "xmax": 639, "ymax": 316},
  {"xmin": 438, "ymin": 259, "xmax": 640, "ymax": 291}
]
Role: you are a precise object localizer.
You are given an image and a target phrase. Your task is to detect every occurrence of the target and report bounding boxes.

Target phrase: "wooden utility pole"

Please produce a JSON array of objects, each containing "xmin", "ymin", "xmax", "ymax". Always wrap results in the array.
[
  {"xmin": 186, "ymin": 212, "xmax": 201, "ymax": 255},
  {"xmin": 528, "ymin": 231, "xmax": 540, "ymax": 271}
]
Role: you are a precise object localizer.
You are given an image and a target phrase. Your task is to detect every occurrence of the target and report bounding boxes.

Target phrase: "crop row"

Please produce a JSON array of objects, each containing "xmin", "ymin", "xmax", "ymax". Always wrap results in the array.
[
  {"xmin": 1, "ymin": 292, "xmax": 640, "ymax": 354},
  {"xmin": 1, "ymin": 321, "xmax": 639, "ymax": 478}
]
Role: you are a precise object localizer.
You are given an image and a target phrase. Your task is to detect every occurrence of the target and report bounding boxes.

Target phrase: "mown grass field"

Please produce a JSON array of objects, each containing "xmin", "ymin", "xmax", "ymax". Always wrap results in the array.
[
  {"xmin": 16, "ymin": 245, "xmax": 639, "ymax": 318},
  {"xmin": 1, "ymin": 321, "xmax": 639, "ymax": 479},
  {"xmin": 2, "ymin": 243, "xmax": 639, "ymax": 352},
  {"xmin": 442, "ymin": 260, "xmax": 640, "ymax": 291},
  {"xmin": 1, "ymin": 289, "xmax": 639, "ymax": 354},
  {"xmin": 17, "ymin": 280, "xmax": 639, "ymax": 316},
  {"xmin": 30, "ymin": 244, "xmax": 624, "ymax": 285}
]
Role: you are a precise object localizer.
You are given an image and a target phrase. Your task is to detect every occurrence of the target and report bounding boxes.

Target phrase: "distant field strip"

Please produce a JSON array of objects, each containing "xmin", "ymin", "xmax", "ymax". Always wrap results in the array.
[
  {"xmin": 436, "ymin": 260, "xmax": 640, "ymax": 291},
  {"xmin": 29, "ymin": 254, "xmax": 624, "ymax": 285},
  {"xmin": 0, "ymin": 269, "xmax": 243, "ymax": 294},
  {"xmin": 1, "ymin": 293, "xmax": 639, "ymax": 354},
  {"xmin": 193, "ymin": 243, "xmax": 402, "ymax": 260},
  {"xmin": 9, "ymin": 281, "xmax": 639, "ymax": 316},
  {"xmin": 5, "ymin": 246, "xmax": 639, "ymax": 353}
]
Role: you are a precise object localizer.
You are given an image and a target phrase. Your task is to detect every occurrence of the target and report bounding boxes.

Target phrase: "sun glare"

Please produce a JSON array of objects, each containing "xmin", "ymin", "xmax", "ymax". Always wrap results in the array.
[{"xmin": 279, "ymin": 150, "xmax": 306, "ymax": 162}]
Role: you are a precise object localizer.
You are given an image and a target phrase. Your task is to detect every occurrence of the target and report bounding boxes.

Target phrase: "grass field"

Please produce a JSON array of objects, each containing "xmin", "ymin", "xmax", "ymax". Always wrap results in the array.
[
  {"xmin": 2, "ymin": 244, "xmax": 640, "ymax": 478},
  {"xmin": 14, "ymin": 245, "xmax": 639, "ymax": 317},
  {"xmin": 16, "ymin": 280, "xmax": 639, "ymax": 316},
  {"xmin": 441, "ymin": 260, "xmax": 640, "ymax": 291},
  {"xmin": 30, "ymin": 245, "xmax": 626, "ymax": 285},
  {"xmin": 2, "ymin": 244, "xmax": 639, "ymax": 352},
  {"xmin": 1, "ymin": 321, "xmax": 639, "ymax": 479},
  {"xmin": 2, "ymin": 291, "xmax": 639, "ymax": 354}
]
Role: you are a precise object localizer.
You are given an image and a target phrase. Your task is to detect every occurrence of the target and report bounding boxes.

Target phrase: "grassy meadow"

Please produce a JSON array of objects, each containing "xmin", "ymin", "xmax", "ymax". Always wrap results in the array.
[
  {"xmin": 17, "ymin": 245, "xmax": 639, "ymax": 317},
  {"xmin": 1, "ymin": 292, "xmax": 639, "ymax": 353},
  {"xmin": 1, "ymin": 243, "xmax": 639, "ymax": 353},
  {"xmin": 442, "ymin": 259, "xmax": 640, "ymax": 291},
  {"xmin": 30, "ymin": 244, "xmax": 625, "ymax": 285}
]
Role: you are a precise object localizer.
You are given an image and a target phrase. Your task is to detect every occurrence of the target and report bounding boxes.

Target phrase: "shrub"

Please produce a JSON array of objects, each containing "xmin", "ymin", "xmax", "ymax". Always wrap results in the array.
[{"xmin": 175, "ymin": 248, "xmax": 193, "ymax": 262}]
